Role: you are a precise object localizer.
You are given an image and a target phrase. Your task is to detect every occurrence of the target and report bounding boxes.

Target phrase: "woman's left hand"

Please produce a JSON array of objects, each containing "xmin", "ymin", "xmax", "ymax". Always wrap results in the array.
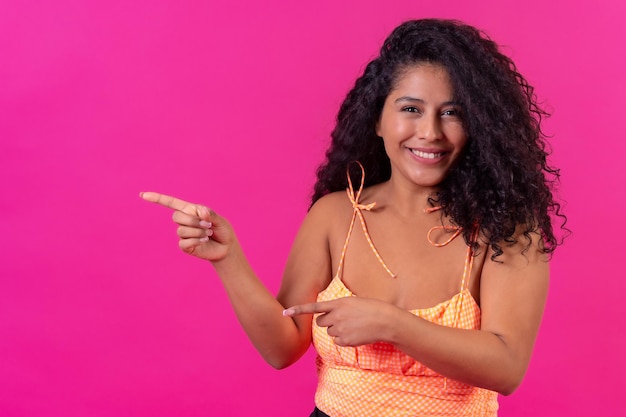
[{"xmin": 283, "ymin": 297, "xmax": 400, "ymax": 347}]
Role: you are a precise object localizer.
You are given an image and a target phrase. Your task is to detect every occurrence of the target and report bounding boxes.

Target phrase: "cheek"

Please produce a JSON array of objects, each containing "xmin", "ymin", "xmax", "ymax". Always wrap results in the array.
[
  {"xmin": 457, "ymin": 135, "xmax": 469, "ymax": 152},
  {"xmin": 378, "ymin": 109, "xmax": 412, "ymax": 138},
  {"xmin": 446, "ymin": 126, "xmax": 468, "ymax": 151},
  {"xmin": 383, "ymin": 119, "xmax": 414, "ymax": 140}
]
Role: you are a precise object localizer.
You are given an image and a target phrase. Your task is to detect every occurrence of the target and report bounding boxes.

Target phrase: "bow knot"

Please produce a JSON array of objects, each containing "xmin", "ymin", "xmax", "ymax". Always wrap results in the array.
[
  {"xmin": 345, "ymin": 162, "xmax": 375, "ymax": 211},
  {"xmin": 347, "ymin": 187, "xmax": 376, "ymax": 211}
]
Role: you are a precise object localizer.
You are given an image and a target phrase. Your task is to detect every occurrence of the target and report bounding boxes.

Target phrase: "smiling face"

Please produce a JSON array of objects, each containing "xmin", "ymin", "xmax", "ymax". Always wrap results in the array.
[{"xmin": 376, "ymin": 63, "xmax": 468, "ymax": 191}]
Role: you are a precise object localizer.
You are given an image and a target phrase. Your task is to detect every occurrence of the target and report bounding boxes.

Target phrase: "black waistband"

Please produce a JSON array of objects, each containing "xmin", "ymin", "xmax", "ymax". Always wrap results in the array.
[{"xmin": 309, "ymin": 407, "xmax": 331, "ymax": 417}]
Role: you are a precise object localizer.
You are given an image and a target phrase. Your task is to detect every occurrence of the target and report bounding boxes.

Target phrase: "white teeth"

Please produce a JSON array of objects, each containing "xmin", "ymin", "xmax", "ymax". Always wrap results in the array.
[{"xmin": 410, "ymin": 149, "xmax": 443, "ymax": 159}]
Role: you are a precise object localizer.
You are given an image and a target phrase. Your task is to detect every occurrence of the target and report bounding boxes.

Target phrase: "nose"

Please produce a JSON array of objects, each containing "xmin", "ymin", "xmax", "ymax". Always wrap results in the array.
[{"xmin": 417, "ymin": 113, "xmax": 442, "ymax": 142}]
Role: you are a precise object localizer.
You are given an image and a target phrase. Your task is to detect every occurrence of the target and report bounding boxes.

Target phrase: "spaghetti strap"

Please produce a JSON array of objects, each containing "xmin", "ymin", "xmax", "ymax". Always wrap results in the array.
[
  {"xmin": 424, "ymin": 206, "xmax": 479, "ymax": 327},
  {"xmin": 425, "ymin": 206, "xmax": 479, "ymax": 390},
  {"xmin": 335, "ymin": 162, "xmax": 396, "ymax": 279}
]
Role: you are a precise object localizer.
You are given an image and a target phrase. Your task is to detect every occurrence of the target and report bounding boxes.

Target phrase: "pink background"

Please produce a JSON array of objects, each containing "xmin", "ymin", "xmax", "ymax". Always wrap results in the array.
[{"xmin": 1, "ymin": 0, "xmax": 624, "ymax": 415}]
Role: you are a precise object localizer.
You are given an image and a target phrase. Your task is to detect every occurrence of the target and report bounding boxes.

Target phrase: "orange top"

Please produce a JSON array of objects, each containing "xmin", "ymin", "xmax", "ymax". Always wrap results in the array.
[{"xmin": 312, "ymin": 165, "xmax": 498, "ymax": 417}]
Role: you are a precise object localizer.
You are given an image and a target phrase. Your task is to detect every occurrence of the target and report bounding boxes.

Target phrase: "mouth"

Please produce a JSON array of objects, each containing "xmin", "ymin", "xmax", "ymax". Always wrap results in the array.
[{"xmin": 409, "ymin": 149, "xmax": 446, "ymax": 159}]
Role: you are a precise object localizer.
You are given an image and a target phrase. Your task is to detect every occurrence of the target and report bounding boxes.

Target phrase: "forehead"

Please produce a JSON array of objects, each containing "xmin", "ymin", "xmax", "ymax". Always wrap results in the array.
[{"xmin": 390, "ymin": 63, "xmax": 454, "ymax": 98}]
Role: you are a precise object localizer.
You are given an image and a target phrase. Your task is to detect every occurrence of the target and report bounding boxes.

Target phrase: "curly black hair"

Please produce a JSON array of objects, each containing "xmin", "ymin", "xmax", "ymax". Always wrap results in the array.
[{"xmin": 312, "ymin": 19, "xmax": 567, "ymax": 260}]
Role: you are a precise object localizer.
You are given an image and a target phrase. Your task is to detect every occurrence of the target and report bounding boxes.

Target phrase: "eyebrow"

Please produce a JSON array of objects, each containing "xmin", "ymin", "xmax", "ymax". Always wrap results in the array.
[{"xmin": 394, "ymin": 96, "xmax": 459, "ymax": 106}]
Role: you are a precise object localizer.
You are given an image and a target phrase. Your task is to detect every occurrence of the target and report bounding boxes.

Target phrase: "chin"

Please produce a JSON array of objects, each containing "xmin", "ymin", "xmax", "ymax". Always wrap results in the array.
[{"xmin": 409, "ymin": 173, "xmax": 446, "ymax": 189}]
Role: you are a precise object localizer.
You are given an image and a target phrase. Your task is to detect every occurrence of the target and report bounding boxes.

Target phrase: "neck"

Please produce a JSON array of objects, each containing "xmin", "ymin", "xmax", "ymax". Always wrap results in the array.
[{"xmin": 379, "ymin": 177, "xmax": 439, "ymax": 218}]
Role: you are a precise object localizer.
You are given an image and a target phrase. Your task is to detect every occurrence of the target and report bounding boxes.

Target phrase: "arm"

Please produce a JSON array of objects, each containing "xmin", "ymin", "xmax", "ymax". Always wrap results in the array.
[
  {"xmin": 140, "ymin": 192, "xmax": 332, "ymax": 369},
  {"xmin": 285, "ymin": 233, "xmax": 549, "ymax": 394},
  {"xmin": 389, "ymin": 234, "xmax": 548, "ymax": 394}
]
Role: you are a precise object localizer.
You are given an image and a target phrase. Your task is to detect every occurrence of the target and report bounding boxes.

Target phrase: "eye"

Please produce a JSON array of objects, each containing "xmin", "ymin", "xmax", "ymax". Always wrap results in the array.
[
  {"xmin": 401, "ymin": 106, "xmax": 420, "ymax": 113},
  {"xmin": 442, "ymin": 108, "xmax": 463, "ymax": 118}
]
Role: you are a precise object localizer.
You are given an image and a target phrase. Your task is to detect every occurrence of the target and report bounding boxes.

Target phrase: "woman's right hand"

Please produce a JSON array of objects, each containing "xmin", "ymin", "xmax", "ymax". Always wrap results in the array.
[{"xmin": 140, "ymin": 192, "xmax": 235, "ymax": 262}]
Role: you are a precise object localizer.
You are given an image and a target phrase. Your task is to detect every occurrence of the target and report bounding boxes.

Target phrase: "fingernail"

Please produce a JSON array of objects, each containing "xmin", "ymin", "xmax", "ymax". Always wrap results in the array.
[
  {"xmin": 282, "ymin": 308, "xmax": 295, "ymax": 316},
  {"xmin": 199, "ymin": 220, "xmax": 212, "ymax": 228},
  {"xmin": 206, "ymin": 229, "xmax": 214, "ymax": 236},
  {"xmin": 200, "ymin": 236, "xmax": 210, "ymax": 243}
]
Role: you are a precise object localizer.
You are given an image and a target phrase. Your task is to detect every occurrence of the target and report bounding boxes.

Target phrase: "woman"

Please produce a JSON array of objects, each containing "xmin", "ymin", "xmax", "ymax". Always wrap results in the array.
[{"xmin": 142, "ymin": 19, "xmax": 565, "ymax": 416}]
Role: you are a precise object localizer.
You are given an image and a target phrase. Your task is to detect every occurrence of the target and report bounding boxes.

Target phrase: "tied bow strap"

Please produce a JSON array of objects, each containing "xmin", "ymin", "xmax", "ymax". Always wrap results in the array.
[
  {"xmin": 423, "ymin": 205, "xmax": 477, "ymax": 329},
  {"xmin": 336, "ymin": 162, "xmax": 397, "ymax": 279},
  {"xmin": 424, "ymin": 206, "xmax": 479, "ymax": 392},
  {"xmin": 424, "ymin": 206, "xmax": 462, "ymax": 247}
]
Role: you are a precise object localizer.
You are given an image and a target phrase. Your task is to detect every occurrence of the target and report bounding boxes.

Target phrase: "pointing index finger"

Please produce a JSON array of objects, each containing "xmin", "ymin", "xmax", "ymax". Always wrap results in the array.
[
  {"xmin": 283, "ymin": 301, "xmax": 334, "ymax": 317},
  {"xmin": 140, "ymin": 192, "xmax": 197, "ymax": 214}
]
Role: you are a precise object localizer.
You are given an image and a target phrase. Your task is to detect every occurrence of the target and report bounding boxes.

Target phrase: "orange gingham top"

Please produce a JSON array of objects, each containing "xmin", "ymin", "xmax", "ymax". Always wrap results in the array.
[{"xmin": 311, "ymin": 166, "xmax": 499, "ymax": 417}]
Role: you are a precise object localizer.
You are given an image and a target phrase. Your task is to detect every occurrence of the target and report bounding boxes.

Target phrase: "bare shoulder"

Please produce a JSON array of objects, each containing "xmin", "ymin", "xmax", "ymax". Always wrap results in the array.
[
  {"xmin": 481, "ymin": 228, "xmax": 549, "ymax": 269},
  {"xmin": 307, "ymin": 190, "xmax": 355, "ymax": 227},
  {"xmin": 479, "ymin": 230, "xmax": 549, "ymax": 321},
  {"xmin": 480, "ymin": 227, "xmax": 549, "ymax": 286},
  {"xmin": 309, "ymin": 190, "xmax": 353, "ymax": 212}
]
